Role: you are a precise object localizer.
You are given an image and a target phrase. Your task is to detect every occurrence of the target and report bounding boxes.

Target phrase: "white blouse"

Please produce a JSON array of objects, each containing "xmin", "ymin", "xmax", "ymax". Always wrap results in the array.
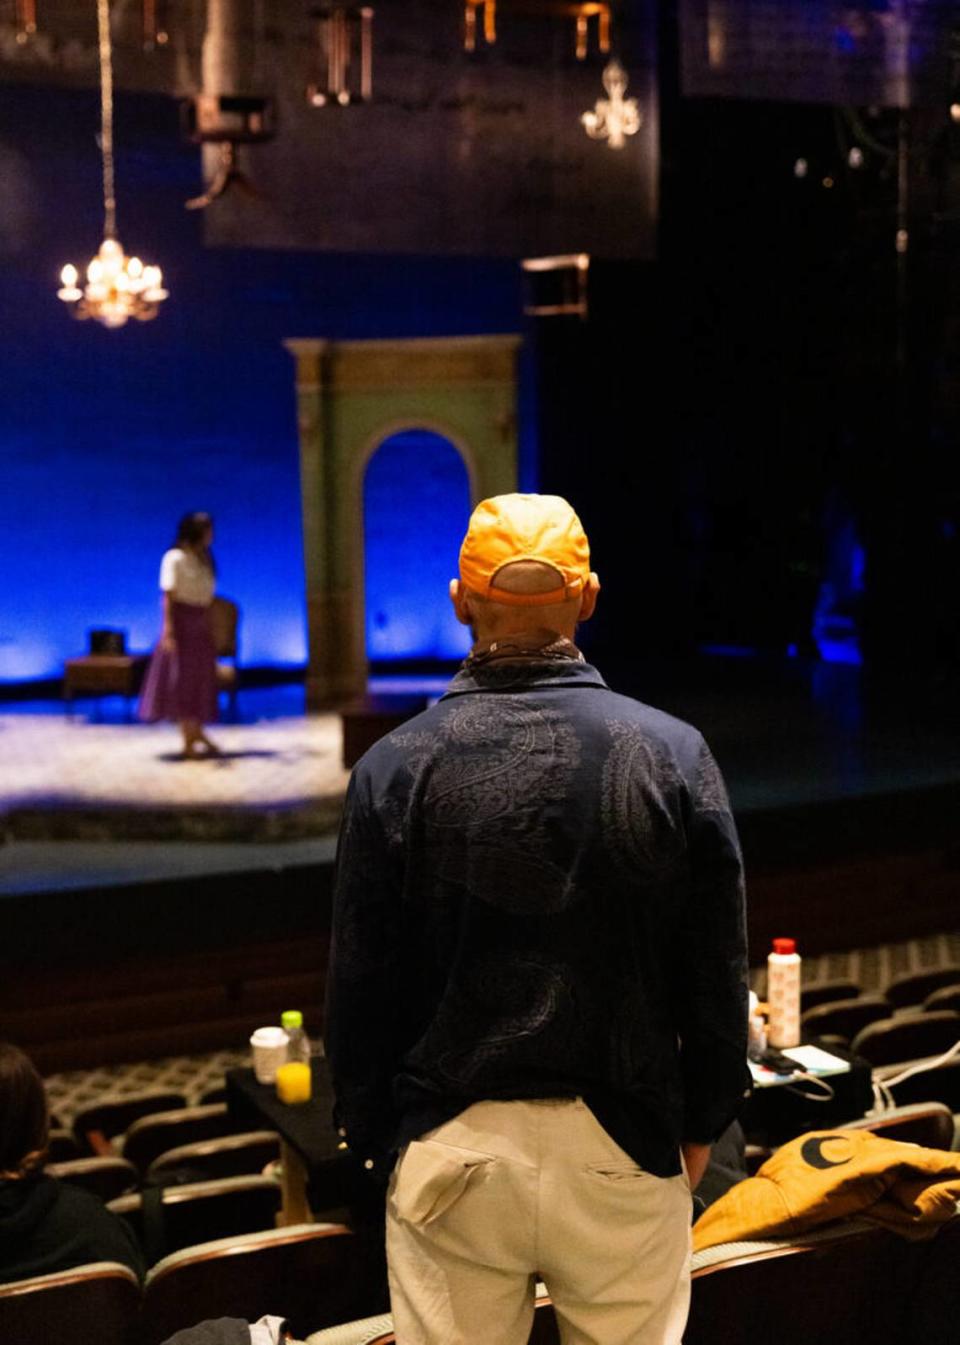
[{"xmin": 159, "ymin": 548, "xmax": 215, "ymax": 607}]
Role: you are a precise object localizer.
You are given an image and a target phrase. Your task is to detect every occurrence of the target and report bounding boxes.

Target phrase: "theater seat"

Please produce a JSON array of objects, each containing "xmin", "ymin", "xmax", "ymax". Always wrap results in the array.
[
  {"xmin": 877, "ymin": 1056, "xmax": 960, "ymax": 1114},
  {"xmin": 122, "ymin": 1104, "xmax": 236, "ymax": 1174},
  {"xmin": 850, "ymin": 1010, "xmax": 960, "ymax": 1067},
  {"xmin": 838, "ymin": 1101, "xmax": 955, "ymax": 1150},
  {"xmin": 46, "ymin": 1127, "xmax": 84, "ymax": 1162},
  {"xmin": 801, "ymin": 993, "xmax": 892, "ymax": 1045},
  {"xmin": 0, "ymin": 1262, "xmax": 140, "ymax": 1345},
  {"xmin": 304, "ymin": 1285, "xmax": 557, "ymax": 1344},
  {"xmin": 799, "ymin": 979, "xmax": 860, "ymax": 1013},
  {"xmin": 141, "ymin": 1223, "xmax": 366, "ymax": 1345},
  {"xmin": 145, "ymin": 1130, "xmax": 280, "ymax": 1184},
  {"xmin": 923, "ymin": 984, "xmax": 960, "ymax": 1014},
  {"xmin": 72, "ymin": 1091, "xmax": 187, "ymax": 1154},
  {"xmin": 884, "ymin": 965, "xmax": 960, "ymax": 1010},
  {"xmin": 45, "ymin": 1155, "xmax": 139, "ymax": 1201},
  {"xmin": 306, "ymin": 1316, "xmax": 394, "ymax": 1344},
  {"xmin": 108, "ymin": 1174, "xmax": 282, "ymax": 1266},
  {"xmin": 686, "ymin": 1221, "xmax": 921, "ymax": 1345}
]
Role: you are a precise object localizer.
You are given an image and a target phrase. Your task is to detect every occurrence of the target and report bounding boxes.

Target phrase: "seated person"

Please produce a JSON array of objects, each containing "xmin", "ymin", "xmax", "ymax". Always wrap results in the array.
[{"xmin": 0, "ymin": 1042, "xmax": 144, "ymax": 1284}]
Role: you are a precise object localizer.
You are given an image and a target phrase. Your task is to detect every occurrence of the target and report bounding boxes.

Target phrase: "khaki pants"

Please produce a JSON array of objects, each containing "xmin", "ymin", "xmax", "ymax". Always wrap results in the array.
[{"xmin": 386, "ymin": 1098, "xmax": 692, "ymax": 1345}]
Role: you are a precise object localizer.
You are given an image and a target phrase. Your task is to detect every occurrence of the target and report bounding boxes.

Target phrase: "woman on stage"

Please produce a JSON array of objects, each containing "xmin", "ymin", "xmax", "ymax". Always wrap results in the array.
[{"xmin": 139, "ymin": 511, "xmax": 220, "ymax": 758}]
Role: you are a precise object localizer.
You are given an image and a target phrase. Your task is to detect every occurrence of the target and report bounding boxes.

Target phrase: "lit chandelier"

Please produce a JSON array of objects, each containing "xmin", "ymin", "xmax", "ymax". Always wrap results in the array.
[
  {"xmin": 57, "ymin": 0, "xmax": 168, "ymax": 327},
  {"xmin": 581, "ymin": 59, "xmax": 641, "ymax": 150}
]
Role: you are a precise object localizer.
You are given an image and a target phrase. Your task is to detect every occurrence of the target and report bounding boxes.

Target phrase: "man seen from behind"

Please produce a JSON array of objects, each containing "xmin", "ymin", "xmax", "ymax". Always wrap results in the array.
[{"xmin": 326, "ymin": 493, "xmax": 750, "ymax": 1345}]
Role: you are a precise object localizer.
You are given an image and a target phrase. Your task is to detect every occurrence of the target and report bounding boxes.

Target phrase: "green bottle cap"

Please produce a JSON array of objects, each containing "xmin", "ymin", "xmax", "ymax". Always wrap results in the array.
[{"xmin": 281, "ymin": 1010, "xmax": 303, "ymax": 1030}]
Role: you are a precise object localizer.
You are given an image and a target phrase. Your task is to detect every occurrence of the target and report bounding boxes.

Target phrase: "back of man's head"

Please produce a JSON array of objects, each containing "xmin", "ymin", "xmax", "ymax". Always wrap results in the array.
[{"xmin": 451, "ymin": 493, "xmax": 599, "ymax": 641}]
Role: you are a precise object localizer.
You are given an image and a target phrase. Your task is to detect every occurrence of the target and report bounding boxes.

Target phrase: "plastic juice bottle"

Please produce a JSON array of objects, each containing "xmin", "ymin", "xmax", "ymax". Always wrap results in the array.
[
  {"xmin": 767, "ymin": 937, "xmax": 802, "ymax": 1048},
  {"xmin": 281, "ymin": 1010, "xmax": 311, "ymax": 1064},
  {"xmin": 276, "ymin": 1009, "xmax": 312, "ymax": 1103}
]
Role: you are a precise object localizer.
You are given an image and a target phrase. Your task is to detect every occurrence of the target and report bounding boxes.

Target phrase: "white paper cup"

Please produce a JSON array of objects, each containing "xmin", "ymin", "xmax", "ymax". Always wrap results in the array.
[{"xmin": 250, "ymin": 1026, "xmax": 289, "ymax": 1084}]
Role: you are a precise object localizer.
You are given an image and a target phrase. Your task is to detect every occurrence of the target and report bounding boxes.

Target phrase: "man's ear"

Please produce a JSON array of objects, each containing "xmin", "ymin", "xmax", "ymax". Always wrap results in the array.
[
  {"xmin": 578, "ymin": 572, "xmax": 601, "ymax": 623},
  {"xmin": 450, "ymin": 578, "xmax": 472, "ymax": 626}
]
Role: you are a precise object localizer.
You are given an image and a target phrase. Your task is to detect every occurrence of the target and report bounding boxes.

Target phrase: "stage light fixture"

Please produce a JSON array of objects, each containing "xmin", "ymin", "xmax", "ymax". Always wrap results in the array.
[
  {"xmin": 57, "ymin": 0, "xmax": 168, "ymax": 327},
  {"xmin": 464, "ymin": 1, "xmax": 612, "ymax": 61},
  {"xmin": 14, "ymin": 0, "xmax": 37, "ymax": 43},
  {"xmin": 308, "ymin": 5, "xmax": 374, "ymax": 107},
  {"xmin": 141, "ymin": 0, "xmax": 168, "ymax": 49}
]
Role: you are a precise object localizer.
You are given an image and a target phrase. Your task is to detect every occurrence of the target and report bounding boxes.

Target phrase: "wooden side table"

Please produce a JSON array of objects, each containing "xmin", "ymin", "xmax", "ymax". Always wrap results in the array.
[{"xmin": 63, "ymin": 654, "xmax": 150, "ymax": 720}]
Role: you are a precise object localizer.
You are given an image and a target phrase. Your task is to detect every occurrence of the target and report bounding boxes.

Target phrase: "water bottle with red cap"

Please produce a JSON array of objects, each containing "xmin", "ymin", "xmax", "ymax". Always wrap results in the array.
[{"xmin": 767, "ymin": 937, "xmax": 802, "ymax": 1048}]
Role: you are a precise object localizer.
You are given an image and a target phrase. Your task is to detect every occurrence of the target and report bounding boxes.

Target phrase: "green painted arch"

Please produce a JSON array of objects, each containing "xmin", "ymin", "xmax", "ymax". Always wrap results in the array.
[{"xmin": 287, "ymin": 335, "xmax": 521, "ymax": 707}]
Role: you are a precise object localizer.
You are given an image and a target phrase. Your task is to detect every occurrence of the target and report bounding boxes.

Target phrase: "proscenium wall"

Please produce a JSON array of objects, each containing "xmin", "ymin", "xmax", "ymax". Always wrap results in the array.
[{"xmin": 0, "ymin": 86, "xmax": 525, "ymax": 682}]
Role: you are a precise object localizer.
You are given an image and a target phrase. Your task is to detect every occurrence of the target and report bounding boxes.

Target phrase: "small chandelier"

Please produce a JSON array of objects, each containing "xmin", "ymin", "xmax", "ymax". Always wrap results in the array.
[
  {"xmin": 58, "ymin": 0, "xmax": 168, "ymax": 327},
  {"xmin": 581, "ymin": 60, "xmax": 642, "ymax": 151}
]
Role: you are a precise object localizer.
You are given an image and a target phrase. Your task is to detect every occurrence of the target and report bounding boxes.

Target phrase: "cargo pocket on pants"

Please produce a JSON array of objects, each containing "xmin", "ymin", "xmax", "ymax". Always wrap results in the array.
[{"xmin": 391, "ymin": 1140, "xmax": 495, "ymax": 1226}]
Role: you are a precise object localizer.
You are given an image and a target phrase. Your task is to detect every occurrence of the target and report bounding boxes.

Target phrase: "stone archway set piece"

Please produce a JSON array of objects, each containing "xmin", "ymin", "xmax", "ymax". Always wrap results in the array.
[{"xmin": 286, "ymin": 334, "xmax": 521, "ymax": 708}]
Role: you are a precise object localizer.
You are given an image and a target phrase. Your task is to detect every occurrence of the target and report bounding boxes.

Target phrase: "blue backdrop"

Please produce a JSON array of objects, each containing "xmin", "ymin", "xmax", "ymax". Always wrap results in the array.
[
  {"xmin": 0, "ymin": 86, "xmax": 530, "ymax": 682},
  {"xmin": 364, "ymin": 431, "xmax": 472, "ymax": 662}
]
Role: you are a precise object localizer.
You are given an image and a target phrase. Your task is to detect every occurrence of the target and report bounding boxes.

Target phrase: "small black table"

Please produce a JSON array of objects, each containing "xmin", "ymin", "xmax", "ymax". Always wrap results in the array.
[
  {"xmin": 226, "ymin": 1059, "xmax": 370, "ymax": 1225},
  {"xmin": 226, "ymin": 1060, "xmax": 389, "ymax": 1313}
]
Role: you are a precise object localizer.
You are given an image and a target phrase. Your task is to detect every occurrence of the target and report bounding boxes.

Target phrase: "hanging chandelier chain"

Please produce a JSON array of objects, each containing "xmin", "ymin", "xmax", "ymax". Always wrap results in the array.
[
  {"xmin": 97, "ymin": 0, "xmax": 117, "ymax": 238},
  {"xmin": 56, "ymin": 0, "xmax": 167, "ymax": 326}
]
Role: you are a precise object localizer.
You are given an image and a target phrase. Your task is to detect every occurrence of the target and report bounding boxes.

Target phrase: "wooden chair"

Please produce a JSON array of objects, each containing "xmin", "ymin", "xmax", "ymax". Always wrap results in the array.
[
  {"xmin": 109, "ymin": 1174, "xmax": 281, "ymax": 1267},
  {"xmin": 0, "ymin": 1261, "xmax": 140, "ymax": 1345},
  {"xmin": 72, "ymin": 1091, "xmax": 187, "ymax": 1154},
  {"xmin": 211, "ymin": 595, "xmax": 240, "ymax": 719},
  {"xmin": 45, "ymin": 1156, "xmax": 139, "ymax": 1202},
  {"xmin": 198, "ymin": 1084, "xmax": 227, "ymax": 1106},
  {"xmin": 838, "ymin": 1101, "xmax": 955, "ymax": 1150},
  {"xmin": 122, "ymin": 1104, "xmax": 236, "ymax": 1175},
  {"xmin": 145, "ymin": 1130, "xmax": 280, "ymax": 1184},
  {"xmin": 799, "ymin": 979, "xmax": 861, "ymax": 1014},
  {"xmin": 884, "ymin": 964, "xmax": 960, "ymax": 1009},
  {"xmin": 141, "ymin": 1223, "xmax": 367, "ymax": 1345},
  {"xmin": 850, "ymin": 1010, "xmax": 960, "ymax": 1067},
  {"xmin": 801, "ymin": 993, "xmax": 892, "ymax": 1046}
]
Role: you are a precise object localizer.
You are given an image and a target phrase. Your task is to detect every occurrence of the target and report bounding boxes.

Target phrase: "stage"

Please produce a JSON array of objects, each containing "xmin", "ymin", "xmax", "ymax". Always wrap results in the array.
[
  {"xmin": 0, "ymin": 688, "xmax": 348, "ymax": 845},
  {"xmin": 2, "ymin": 661, "xmax": 959, "ymax": 1071}
]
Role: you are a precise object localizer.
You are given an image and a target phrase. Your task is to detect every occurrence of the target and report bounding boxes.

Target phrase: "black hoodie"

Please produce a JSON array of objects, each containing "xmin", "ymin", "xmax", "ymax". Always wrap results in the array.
[{"xmin": 0, "ymin": 1174, "xmax": 144, "ymax": 1285}]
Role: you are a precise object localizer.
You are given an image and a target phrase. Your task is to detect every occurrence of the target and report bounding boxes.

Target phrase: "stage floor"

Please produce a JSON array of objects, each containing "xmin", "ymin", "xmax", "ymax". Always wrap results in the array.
[
  {"xmin": 2, "ymin": 661, "xmax": 958, "ymax": 893},
  {"xmin": 0, "ymin": 685, "xmax": 349, "ymax": 844}
]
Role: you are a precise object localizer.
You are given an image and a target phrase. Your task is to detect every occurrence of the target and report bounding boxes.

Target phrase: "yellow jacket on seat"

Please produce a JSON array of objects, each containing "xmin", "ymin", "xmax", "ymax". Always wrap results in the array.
[{"xmin": 694, "ymin": 1129, "xmax": 960, "ymax": 1251}]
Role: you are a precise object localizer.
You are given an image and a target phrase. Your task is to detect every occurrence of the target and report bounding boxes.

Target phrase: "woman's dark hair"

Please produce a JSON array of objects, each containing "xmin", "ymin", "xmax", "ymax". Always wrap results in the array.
[
  {"xmin": 174, "ymin": 511, "xmax": 215, "ymax": 573},
  {"xmin": 0, "ymin": 1043, "xmax": 49, "ymax": 1178}
]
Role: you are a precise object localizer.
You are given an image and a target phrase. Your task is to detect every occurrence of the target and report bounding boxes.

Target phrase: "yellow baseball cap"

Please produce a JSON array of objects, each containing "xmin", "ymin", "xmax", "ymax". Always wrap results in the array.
[{"xmin": 459, "ymin": 493, "xmax": 591, "ymax": 607}]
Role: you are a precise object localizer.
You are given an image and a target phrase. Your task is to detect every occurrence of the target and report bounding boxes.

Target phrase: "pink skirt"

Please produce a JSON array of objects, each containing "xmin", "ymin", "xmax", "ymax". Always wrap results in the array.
[{"xmin": 138, "ymin": 600, "xmax": 218, "ymax": 724}]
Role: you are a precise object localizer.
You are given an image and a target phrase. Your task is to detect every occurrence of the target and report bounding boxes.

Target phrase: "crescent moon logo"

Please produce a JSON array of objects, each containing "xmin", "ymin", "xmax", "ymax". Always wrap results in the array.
[{"xmin": 801, "ymin": 1136, "xmax": 853, "ymax": 1170}]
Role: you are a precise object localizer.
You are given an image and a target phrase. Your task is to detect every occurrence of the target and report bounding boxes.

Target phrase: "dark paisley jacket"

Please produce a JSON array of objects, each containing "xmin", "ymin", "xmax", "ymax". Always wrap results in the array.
[{"xmin": 325, "ymin": 655, "xmax": 751, "ymax": 1178}]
